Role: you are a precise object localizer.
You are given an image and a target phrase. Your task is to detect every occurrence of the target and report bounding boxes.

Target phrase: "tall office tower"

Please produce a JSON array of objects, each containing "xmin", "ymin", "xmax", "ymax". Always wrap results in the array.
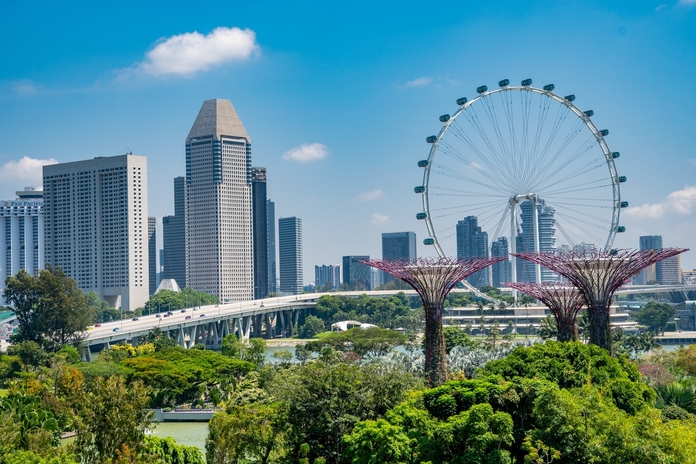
[
  {"xmin": 635, "ymin": 235, "xmax": 664, "ymax": 284},
  {"xmin": 315, "ymin": 264, "xmax": 340, "ymax": 289},
  {"xmin": 186, "ymin": 99, "xmax": 253, "ymax": 302},
  {"xmin": 278, "ymin": 217, "xmax": 303, "ymax": 294},
  {"xmin": 43, "ymin": 154, "xmax": 149, "ymax": 312},
  {"xmin": 267, "ymin": 199, "xmax": 277, "ymax": 294},
  {"xmin": 342, "ymin": 255, "xmax": 372, "ymax": 290},
  {"xmin": 0, "ymin": 187, "xmax": 44, "ymax": 289},
  {"xmin": 518, "ymin": 200, "xmax": 557, "ymax": 282},
  {"xmin": 381, "ymin": 232, "xmax": 417, "ymax": 284},
  {"xmin": 491, "ymin": 237, "xmax": 511, "ymax": 288},
  {"xmin": 251, "ymin": 167, "xmax": 268, "ymax": 299},
  {"xmin": 659, "ymin": 254, "xmax": 682, "ymax": 284},
  {"xmin": 456, "ymin": 216, "xmax": 489, "ymax": 287},
  {"xmin": 162, "ymin": 176, "xmax": 187, "ymax": 289},
  {"xmin": 148, "ymin": 217, "xmax": 156, "ymax": 295}
]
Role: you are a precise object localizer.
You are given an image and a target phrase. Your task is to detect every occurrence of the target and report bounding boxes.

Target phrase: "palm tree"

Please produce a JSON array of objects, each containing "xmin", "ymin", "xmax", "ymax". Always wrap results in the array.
[
  {"xmin": 537, "ymin": 315, "xmax": 558, "ymax": 341},
  {"xmin": 577, "ymin": 310, "xmax": 590, "ymax": 343}
]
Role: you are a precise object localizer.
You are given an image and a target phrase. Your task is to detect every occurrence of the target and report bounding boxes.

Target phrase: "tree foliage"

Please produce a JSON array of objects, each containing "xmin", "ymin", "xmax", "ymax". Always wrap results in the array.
[
  {"xmin": 634, "ymin": 301, "xmax": 676, "ymax": 335},
  {"xmin": 140, "ymin": 288, "xmax": 219, "ymax": 314},
  {"xmin": 4, "ymin": 265, "xmax": 94, "ymax": 351},
  {"xmin": 305, "ymin": 327, "xmax": 407, "ymax": 358}
]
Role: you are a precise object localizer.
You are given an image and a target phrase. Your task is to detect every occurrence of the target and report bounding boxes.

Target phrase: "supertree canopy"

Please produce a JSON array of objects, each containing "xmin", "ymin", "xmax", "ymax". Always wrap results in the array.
[
  {"xmin": 512, "ymin": 248, "xmax": 688, "ymax": 351},
  {"xmin": 361, "ymin": 256, "xmax": 505, "ymax": 386},
  {"xmin": 504, "ymin": 282, "xmax": 585, "ymax": 342}
]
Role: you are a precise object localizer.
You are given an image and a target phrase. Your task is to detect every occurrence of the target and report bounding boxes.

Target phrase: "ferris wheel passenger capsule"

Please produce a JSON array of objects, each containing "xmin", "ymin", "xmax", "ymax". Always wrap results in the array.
[
  {"xmin": 498, "ymin": 79, "xmax": 510, "ymax": 87},
  {"xmin": 600, "ymin": 129, "xmax": 609, "ymax": 136},
  {"xmin": 564, "ymin": 94, "xmax": 575, "ymax": 102},
  {"xmin": 426, "ymin": 135, "xmax": 437, "ymax": 143},
  {"xmin": 456, "ymin": 97, "xmax": 468, "ymax": 105},
  {"xmin": 476, "ymin": 85, "xmax": 488, "ymax": 94},
  {"xmin": 617, "ymin": 226, "xmax": 626, "ymax": 233},
  {"xmin": 618, "ymin": 176, "xmax": 627, "ymax": 183},
  {"xmin": 543, "ymin": 84, "xmax": 555, "ymax": 91},
  {"xmin": 439, "ymin": 114, "xmax": 450, "ymax": 122},
  {"xmin": 612, "ymin": 152, "xmax": 620, "ymax": 158},
  {"xmin": 521, "ymin": 78, "xmax": 533, "ymax": 86},
  {"xmin": 423, "ymin": 238, "xmax": 435, "ymax": 245},
  {"xmin": 414, "ymin": 186, "xmax": 425, "ymax": 194},
  {"xmin": 620, "ymin": 201, "xmax": 629, "ymax": 208},
  {"xmin": 417, "ymin": 160, "xmax": 429, "ymax": 167},
  {"xmin": 416, "ymin": 213, "xmax": 428, "ymax": 220},
  {"xmin": 584, "ymin": 110, "xmax": 594, "ymax": 117}
]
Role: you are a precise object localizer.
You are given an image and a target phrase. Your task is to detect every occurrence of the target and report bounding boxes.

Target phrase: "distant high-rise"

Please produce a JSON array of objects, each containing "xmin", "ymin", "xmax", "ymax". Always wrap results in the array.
[
  {"xmin": 518, "ymin": 201, "xmax": 557, "ymax": 282},
  {"xmin": 456, "ymin": 216, "xmax": 489, "ymax": 287},
  {"xmin": 43, "ymin": 154, "xmax": 149, "ymax": 312},
  {"xmin": 315, "ymin": 264, "xmax": 340, "ymax": 289},
  {"xmin": 659, "ymin": 254, "xmax": 682, "ymax": 284},
  {"xmin": 0, "ymin": 187, "xmax": 44, "ymax": 289},
  {"xmin": 279, "ymin": 217, "xmax": 303, "ymax": 294},
  {"xmin": 251, "ymin": 167, "xmax": 268, "ymax": 299},
  {"xmin": 381, "ymin": 232, "xmax": 417, "ymax": 284},
  {"xmin": 342, "ymin": 255, "xmax": 372, "ymax": 290},
  {"xmin": 267, "ymin": 199, "xmax": 277, "ymax": 294},
  {"xmin": 491, "ymin": 237, "xmax": 511, "ymax": 288},
  {"xmin": 186, "ymin": 99, "xmax": 253, "ymax": 302},
  {"xmin": 162, "ymin": 176, "xmax": 187, "ymax": 289},
  {"xmin": 148, "ymin": 217, "xmax": 156, "ymax": 295},
  {"xmin": 636, "ymin": 235, "xmax": 663, "ymax": 284}
]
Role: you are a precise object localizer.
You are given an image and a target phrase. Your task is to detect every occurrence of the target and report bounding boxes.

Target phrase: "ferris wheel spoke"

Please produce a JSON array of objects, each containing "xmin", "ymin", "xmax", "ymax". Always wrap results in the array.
[
  {"xmin": 430, "ymin": 163, "xmax": 507, "ymax": 193},
  {"xmin": 543, "ymin": 179, "xmax": 612, "ymax": 196},
  {"xmin": 430, "ymin": 186, "xmax": 508, "ymax": 198},
  {"xmin": 499, "ymin": 91, "xmax": 520, "ymax": 171},
  {"xmin": 443, "ymin": 129, "xmax": 512, "ymax": 188},
  {"xmin": 531, "ymin": 121, "xmax": 586, "ymax": 185},
  {"xmin": 537, "ymin": 158, "xmax": 606, "ymax": 192},
  {"xmin": 490, "ymin": 203, "xmax": 511, "ymax": 243},
  {"xmin": 553, "ymin": 211, "xmax": 607, "ymax": 245},
  {"xmin": 461, "ymin": 105, "xmax": 518, "ymax": 182},
  {"xmin": 545, "ymin": 202, "xmax": 612, "ymax": 227},
  {"xmin": 480, "ymin": 96, "xmax": 515, "ymax": 174},
  {"xmin": 430, "ymin": 199, "xmax": 505, "ymax": 213},
  {"xmin": 450, "ymin": 119, "xmax": 511, "ymax": 178},
  {"xmin": 524, "ymin": 104, "xmax": 571, "ymax": 189},
  {"xmin": 535, "ymin": 142, "xmax": 600, "ymax": 190}
]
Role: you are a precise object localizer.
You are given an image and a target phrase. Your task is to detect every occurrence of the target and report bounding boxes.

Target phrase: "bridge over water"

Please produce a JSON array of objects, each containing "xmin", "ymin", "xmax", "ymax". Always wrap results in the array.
[{"xmin": 80, "ymin": 286, "xmax": 696, "ymax": 359}]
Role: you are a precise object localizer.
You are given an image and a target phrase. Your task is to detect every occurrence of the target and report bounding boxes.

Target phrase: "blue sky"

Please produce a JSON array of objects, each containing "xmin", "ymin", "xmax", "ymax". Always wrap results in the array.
[{"xmin": 1, "ymin": 0, "xmax": 695, "ymax": 281}]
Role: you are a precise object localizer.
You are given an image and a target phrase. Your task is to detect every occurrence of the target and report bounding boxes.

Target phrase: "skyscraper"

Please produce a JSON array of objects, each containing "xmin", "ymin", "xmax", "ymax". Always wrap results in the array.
[
  {"xmin": 43, "ymin": 154, "xmax": 149, "ymax": 312},
  {"xmin": 279, "ymin": 216, "xmax": 302, "ymax": 294},
  {"xmin": 0, "ymin": 187, "xmax": 44, "ymax": 288},
  {"xmin": 381, "ymin": 232, "xmax": 417, "ymax": 284},
  {"xmin": 636, "ymin": 235, "xmax": 663, "ymax": 284},
  {"xmin": 342, "ymin": 255, "xmax": 372, "ymax": 290},
  {"xmin": 162, "ymin": 176, "xmax": 187, "ymax": 289},
  {"xmin": 148, "ymin": 217, "xmax": 156, "ymax": 295},
  {"xmin": 659, "ymin": 255, "xmax": 682, "ymax": 284},
  {"xmin": 267, "ymin": 199, "xmax": 277, "ymax": 294},
  {"xmin": 518, "ymin": 200, "xmax": 557, "ymax": 282},
  {"xmin": 315, "ymin": 264, "xmax": 340, "ymax": 289},
  {"xmin": 186, "ymin": 99, "xmax": 253, "ymax": 302},
  {"xmin": 251, "ymin": 167, "xmax": 268, "ymax": 299},
  {"xmin": 456, "ymin": 216, "xmax": 489, "ymax": 287},
  {"xmin": 491, "ymin": 237, "xmax": 511, "ymax": 288}
]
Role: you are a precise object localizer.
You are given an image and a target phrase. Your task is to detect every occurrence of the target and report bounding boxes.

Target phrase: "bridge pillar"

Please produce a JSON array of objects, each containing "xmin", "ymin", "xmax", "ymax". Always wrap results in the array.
[
  {"xmin": 177, "ymin": 328, "xmax": 186, "ymax": 348},
  {"xmin": 252, "ymin": 314, "xmax": 262, "ymax": 338},
  {"xmin": 241, "ymin": 316, "xmax": 251, "ymax": 340}
]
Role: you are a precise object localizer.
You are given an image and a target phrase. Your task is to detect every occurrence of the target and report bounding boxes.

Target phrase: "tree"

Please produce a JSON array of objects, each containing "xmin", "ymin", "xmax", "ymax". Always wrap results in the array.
[
  {"xmin": 73, "ymin": 376, "xmax": 152, "ymax": 463},
  {"xmin": 634, "ymin": 301, "xmax": 676, "ymax": 334},
  {"xmin": 4, "ymin": 265, "xmax": 94, "ymax": 351},
  {"xmin": 442, "ymin": 326, "xmax": 479, "ymax": 353},
  {"xmin": 85, "ymin": 290, "xmax": 120, "ymax": 323},
  {"xmin": 221, "ymin": 334, "xmax": 241, "ymax": 358},
  {"xmin": 141, "ymin": 436, "xmax": 205, "ymax": 464},
  {"xmin": 306, "ymin": 327, "xmax": 407, "ymax": 358},
  {"xmin": 299, "ymin": 315, "xmax": 326, "ymax": 339},
  {"xmin": 536, "ymin": 315, "xmax": 558, "ymax": 341}
]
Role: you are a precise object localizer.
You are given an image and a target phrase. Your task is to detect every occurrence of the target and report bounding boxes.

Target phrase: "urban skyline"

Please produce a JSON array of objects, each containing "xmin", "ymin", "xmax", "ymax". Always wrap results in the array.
[{"xmin": 1, "ymin": 1, "xmax": 695, "ymax": 281}]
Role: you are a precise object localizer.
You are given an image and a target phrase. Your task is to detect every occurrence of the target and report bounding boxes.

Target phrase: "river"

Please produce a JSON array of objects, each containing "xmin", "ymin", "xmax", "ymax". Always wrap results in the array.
[{"xmin": 150, "ymin": 422, "xmax": 208, "ymax": 455}]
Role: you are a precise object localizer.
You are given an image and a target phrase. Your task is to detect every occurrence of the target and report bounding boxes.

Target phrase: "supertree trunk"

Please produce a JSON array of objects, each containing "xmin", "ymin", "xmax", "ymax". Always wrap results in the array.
[
  {"xmin": 423, "ymin": 302, "xmax": 447, "ymax": 386},
  {"xmin": 588, "ymin": 305, "xmax": 612, "ymax": 351},
  {"xmin": 556, "ymin": 314, "xmax": 578, "ymax": 342}
]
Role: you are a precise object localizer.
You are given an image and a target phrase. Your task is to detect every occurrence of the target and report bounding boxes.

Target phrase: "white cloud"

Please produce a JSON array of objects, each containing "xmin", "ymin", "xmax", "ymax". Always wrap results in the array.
[
  {"xmin": 624, "ymin": 184, "xmax": 696, "ymax": 219},
  {"xmin": 0, "ymin": 156, "xmax": 58, "ymax": 185},
  {"xmin": 402, "ymin": 76, "xmax": 433, "ymax": 88},
  {"xmin": 353, "ymin": 189, "xmax": 384, "ymax": 201},
  {"xmin": 13, "ymin": 80, "xmax": 41, "ymax": 96},
  {"xmin": 370, "ymin": 213, "xmax": 391, "ymax": 225},
  {"xmin": 282, "ymin": 143, "xmax": 328, "ymax": 162},
  {"xmin": 133, "ymin": 27, "xmax": 259, "ymax": 77},
  {"xmin": 679, "ymin": 0, "xmax": 696, "ymax": 6}
]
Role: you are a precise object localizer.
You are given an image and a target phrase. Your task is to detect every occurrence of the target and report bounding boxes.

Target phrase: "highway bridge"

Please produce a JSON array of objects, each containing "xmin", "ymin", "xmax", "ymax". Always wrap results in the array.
[{"xmin": 81, "ymin": 285, "xmax": 696, "ymax": 359}]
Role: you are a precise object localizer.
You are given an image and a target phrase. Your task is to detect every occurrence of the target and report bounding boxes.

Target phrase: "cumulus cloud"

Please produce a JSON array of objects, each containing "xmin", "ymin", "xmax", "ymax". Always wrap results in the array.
[
  {"xmin": 402, "ymin": 76, "xmax": 433, "ymax": 88},
  {"xmin": 370, "ymin": 213, "xmax": 391, "ymax": 225},
  {"xmin": 353, "ymin": 189, "xmax": 384, "ymax": 201},
  {"xmin": 131, "ymin": 27, "xmax": 259, "ymax": 77},
  {"xmin": 13, "ymin": 80, "xmax": 41, "ymax": 96},
  {"xmin": 0, "ymin": 156, "xmax": 58, "ymax": 185},
  {"xmin": 282, "ymin": 143, "xmax": 328, "ymax": 162},
  {"xmin": 624, "ymin": 184, "xmax": 696, "ymax": 219},
  {"xmin": 679, "ymin": 0, "xmax": 696, "ymax": 6}
]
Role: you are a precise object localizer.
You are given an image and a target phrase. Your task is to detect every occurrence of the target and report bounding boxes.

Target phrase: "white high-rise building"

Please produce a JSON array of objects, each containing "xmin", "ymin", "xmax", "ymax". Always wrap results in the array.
[
  {"xmin": 43, "ymin": 154, "xmax": 149, "ymax": 312},
  {"xmin": 186, "ymin": 99, "xmax": 253, "ymax": 302},
  {"xmin": 0, "ymin": 187, "xmax": 45, "ymax": 288}
]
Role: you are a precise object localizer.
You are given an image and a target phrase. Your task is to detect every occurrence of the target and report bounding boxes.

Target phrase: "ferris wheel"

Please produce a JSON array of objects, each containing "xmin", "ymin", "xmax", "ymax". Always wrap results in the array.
[{"xmin": 416, "ymin": 78, "xmax": 626, "ymax": 287}]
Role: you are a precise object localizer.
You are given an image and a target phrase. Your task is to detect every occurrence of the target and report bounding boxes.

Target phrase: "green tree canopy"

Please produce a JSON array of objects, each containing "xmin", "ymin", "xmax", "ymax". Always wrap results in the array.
[
  {"xmin": 305, "ymin": 327, "xmax": 407, "ymax": 358},
  {"xmin": 634, "ymin": 301, "xmax": 676, "ymax": 334}
]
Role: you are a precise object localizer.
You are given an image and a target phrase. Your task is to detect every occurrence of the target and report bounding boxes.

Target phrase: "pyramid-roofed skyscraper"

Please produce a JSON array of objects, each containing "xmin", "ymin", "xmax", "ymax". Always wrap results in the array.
[{"xmin": 186, "ymin": 99, "xmax": 253, "ymax": 302}]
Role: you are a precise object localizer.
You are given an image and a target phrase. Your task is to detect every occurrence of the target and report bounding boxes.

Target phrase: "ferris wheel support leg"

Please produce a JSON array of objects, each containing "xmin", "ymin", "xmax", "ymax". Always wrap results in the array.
[
  {"xmin": 533, "ymin": 196, "xmax": 542, "ymax": 283},
  {"xmin": 510, "ymin": 202, "xmax": 517, "ymax": 300}
]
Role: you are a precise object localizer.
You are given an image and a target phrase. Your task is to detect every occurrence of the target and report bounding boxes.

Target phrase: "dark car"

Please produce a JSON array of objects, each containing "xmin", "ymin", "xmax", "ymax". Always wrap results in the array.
[
  {"xmin": 181, "ymin": 309, "xmax": 187, "ymax": 313},
  {"xmin": 132, "ymin": 317, "xmax": 139, "ymax": 321},
  {"xmin": 200, "ymin": 314, "xmax": 206, "ymax": 318},
  {"xmin": 95, "ymin": 323, "xmax": 102, "ymax": 327},
  {"xmin": 185, "ymin": 316, "xmax": 191, "ymax": 320},
  {"xmin": 112, "ymin": 328, "xmax": 120, "ymax": 332},
  {"xmin": 163, "ymin": 314, "xmax": 170, "ymax": 318},
  {"xmin": 166, "ymin": 311, "xmax": 173, "ymax": 316},
  {"xmin": 156, "ymin": 314, "xmax": 162, "ymax": 318}
]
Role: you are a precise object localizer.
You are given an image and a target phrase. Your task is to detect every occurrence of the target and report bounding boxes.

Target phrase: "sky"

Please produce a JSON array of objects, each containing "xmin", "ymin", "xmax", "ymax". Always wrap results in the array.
[{"xmin": 1, "ymin": 0, "xmax": 696, "ymax": 283}]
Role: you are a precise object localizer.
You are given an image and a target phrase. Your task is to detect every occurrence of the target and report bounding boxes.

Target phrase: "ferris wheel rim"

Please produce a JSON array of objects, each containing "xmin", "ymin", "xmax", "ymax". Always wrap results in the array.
[{"xmin": 420, "ymin": 83, "xmax": 622, "ymax": 259}]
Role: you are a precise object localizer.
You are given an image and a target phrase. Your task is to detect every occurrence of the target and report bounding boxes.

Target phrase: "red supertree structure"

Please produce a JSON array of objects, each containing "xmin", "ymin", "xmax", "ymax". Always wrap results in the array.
[
  {"xmin": 504, "ymin": 282, "xmax": 585, "ymax": 342},
  {"xmin": 512, "ymin": 248, "xmax": 688, "ymax": 352},
  {"xmin": 361, "ymin": 256, "xmax": 505, "ymax": 386}
]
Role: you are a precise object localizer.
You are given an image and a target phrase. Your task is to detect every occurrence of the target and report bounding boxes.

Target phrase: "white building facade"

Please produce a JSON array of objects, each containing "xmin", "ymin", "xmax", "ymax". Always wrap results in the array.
[
  {"xmin": 43, "ymin": 154, "xmax": 149, "ymax": 312},
  {"xmin": 0, "ymin": 187, "xmax": 45, "ymax": 287},
  {"xmin": 186, "ymin": 99, "xmax": 253, "ymax": 302}
]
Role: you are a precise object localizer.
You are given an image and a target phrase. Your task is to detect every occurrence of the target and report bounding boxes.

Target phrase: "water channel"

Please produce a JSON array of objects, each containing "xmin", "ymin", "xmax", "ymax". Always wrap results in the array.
[{"xmin": 150, "ymin": 421, "xmax": 209, "ymax": 455}]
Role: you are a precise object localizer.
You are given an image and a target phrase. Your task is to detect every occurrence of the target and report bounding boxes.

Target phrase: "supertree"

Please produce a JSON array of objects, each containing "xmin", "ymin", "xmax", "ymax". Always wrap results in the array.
[
  {"xmin": 361, "ymin": 257, "xmax": 505, "ymax": 386},
  {"xmin": 512, "ymin": 248, "xmax": 688, "ymax": 352},
  {"xmin": 504, "ymin": 282, "xmax": 585, "ymax": 342}
]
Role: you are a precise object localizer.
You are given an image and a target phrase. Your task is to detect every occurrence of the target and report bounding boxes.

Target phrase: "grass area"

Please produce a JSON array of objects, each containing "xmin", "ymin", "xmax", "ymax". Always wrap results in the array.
[{"xmin": 0, "ymin": 389, "xmax": 8, "ymax": 398}]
